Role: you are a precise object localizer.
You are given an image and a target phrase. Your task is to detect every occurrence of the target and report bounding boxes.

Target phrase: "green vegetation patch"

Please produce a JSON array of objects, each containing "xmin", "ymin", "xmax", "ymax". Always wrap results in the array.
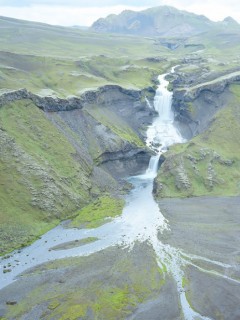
[
  {"xmin": 0, "ymin": 52, "xmax": 167, "ymax": 96},
  {"xmin": 50, "ymin": 237, "xmax": 99, "ymax": 251},
  {"xmin": 86, "ymin": 106, "xmax": 144, "ymax": 148},
  {"xmin": 70, "ymin": 196, "xmax": 125, "ymax": 228}
]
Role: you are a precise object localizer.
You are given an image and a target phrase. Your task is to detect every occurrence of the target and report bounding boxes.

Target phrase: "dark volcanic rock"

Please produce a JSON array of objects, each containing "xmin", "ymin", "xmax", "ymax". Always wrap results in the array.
[
  {"xmin": 0, "ymin": 88, "xmax": 29, "ymax": 105},
  {"xmin": 0, "ymin": 85, "xmax": 153, "ymax": 114},
  {"xmin": 100, "ymin": 148, "xmax": 151, "ymax": 178},
  {"xmin": 0, "ymin": 89, "xmax": 84, "ymax": 111},
  {"xmin": 172, "ymin": 75, "xmax": 240, "ymax": 138}
]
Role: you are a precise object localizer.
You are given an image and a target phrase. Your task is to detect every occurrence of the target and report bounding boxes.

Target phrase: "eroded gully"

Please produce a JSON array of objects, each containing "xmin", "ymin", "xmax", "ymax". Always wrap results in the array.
[{"xmin": 1, "ymin": 67, "xmax": 239, "ymax": 319}]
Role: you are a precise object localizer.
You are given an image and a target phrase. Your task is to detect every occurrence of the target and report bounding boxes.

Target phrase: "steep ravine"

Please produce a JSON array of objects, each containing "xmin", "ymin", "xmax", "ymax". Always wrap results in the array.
[{"xmin": 0, "ymin": 85, "xmax": 154, "ymax": 255}]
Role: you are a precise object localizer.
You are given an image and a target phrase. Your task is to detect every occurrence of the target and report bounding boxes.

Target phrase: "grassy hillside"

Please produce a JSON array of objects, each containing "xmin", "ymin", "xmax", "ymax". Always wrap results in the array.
[
  {"xmin": 0, "ymin": 15, "xmax": 176, "ymax": 97},
  {"xmin": 0, "ymin": 99, "xmax": 94, "ymax": 254},
  {"xmin": 0, "ymin": 16, "xmax": 160, "ymax": 58},
  {"xmin": 2, "ymin": 14, "xmax": 240, "ymax": 97},
  {"xmin": 155, "ymin": 84, "xmax": 240, "ymax": 198},
  {"xmin": 0, "ymin": 51, "xmax": 171, "ymax": 97}
]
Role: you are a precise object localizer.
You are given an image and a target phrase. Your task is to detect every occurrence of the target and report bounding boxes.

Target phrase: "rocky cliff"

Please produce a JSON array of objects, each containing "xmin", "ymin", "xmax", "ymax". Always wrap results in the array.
[
  {"xmin": 154, "ymin": 74, "xmax": 240, "ymax": 198},
  {"xmin": 172, "ymin": 71, "xmax": 240, "ymax": 138},
  {"xmin": 0, "ymin": 85, "xmax": 152, "ymax": 112}
]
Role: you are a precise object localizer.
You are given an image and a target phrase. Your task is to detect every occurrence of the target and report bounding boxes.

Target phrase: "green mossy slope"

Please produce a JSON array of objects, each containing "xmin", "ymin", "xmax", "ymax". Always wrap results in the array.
[
  {"xmin": 155, "ymin": 84, "xmax": 240, "ymax": 198},
  {"xmin": 70, "ymin": 196, "xmax": 125, "ymax": 228},
  {"xmin": 0, "ymin": 99, "xmax": 94, "ymax": 254}
]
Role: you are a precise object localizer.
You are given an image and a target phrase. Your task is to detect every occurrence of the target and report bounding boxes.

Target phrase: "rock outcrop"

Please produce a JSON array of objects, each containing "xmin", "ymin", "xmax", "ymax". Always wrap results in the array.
[
  {"xmin": 172, "ymin": 72, "xmax": 240, "ymax": 138},
  {"xmin": 0, "ymin": 85, "xmax": 153, "ymax": 113},
  {"xmin": 0, "ymin": 88, "xmax": 83, "ymax": 111}
]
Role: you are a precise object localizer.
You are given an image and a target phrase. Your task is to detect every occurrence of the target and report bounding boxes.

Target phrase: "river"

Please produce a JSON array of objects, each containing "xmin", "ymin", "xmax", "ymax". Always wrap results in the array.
[{"xmin": 0, "ymin": 68, "xmax": 222, "ymax": 319}]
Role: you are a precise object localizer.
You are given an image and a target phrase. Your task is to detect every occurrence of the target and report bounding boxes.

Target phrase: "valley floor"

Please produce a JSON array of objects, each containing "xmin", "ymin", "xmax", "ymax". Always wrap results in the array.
[
  {"xmin": 158, "ymin": 196, "xmax": 240, "ymax": 320},
  {"xmin": 1, "ymin": 196, "xmax": 240, "ymax": 319}
]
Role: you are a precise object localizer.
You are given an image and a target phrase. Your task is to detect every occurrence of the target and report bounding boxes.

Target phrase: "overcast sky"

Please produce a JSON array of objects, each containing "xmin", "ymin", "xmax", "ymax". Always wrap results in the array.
[{"xmin": 0, "ymin": 0, "xmax": 240, "ymax": 26}]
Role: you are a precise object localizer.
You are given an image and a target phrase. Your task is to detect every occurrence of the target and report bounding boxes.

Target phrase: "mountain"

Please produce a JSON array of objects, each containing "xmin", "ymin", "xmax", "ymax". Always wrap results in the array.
[
  {"xmin": 91, "ymin": 5, "xmax": 239, "ymax": 37},
  {"xmin": 222, "ymin": 16, "xmax": 239, "ymax": 27}
]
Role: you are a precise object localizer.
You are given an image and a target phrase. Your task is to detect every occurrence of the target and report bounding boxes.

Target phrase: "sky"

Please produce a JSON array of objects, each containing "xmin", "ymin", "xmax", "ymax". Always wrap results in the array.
[{"xmin": 0, "ymin": 0, "xmax": 240, "ymax": 26}]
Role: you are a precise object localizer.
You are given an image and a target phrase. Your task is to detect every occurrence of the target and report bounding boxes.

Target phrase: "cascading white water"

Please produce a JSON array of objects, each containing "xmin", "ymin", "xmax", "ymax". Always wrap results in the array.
[{"xmin": 145, "ymin": 66, "xmax": 184, "ymax": 178}]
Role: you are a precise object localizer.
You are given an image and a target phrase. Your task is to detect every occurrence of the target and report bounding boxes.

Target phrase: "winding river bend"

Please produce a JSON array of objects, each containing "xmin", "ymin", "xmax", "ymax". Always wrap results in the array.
[{"xmin": 2, "ymin": 68, "xmax": 238, "ymax": 319}]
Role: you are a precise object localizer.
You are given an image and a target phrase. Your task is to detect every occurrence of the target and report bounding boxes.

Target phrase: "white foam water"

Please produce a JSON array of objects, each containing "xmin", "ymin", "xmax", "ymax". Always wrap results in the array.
[{"xmin": 146, "ymin": 67, "xmax": 184, "ymax": 168}]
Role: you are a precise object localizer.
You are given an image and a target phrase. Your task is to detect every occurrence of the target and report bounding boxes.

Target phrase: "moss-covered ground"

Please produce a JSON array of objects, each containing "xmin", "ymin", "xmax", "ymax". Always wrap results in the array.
[
  {"xmin": 50, "ymin": 237, "xmax": 99, "ymax": 251},
  {"xmin": 70, "ymin": 196, "xmax": 125, "ymax": 228},
  {"xmin": 0, "ymin": 52, "xmax": 170, "ymax": 97},
  {"xmin": 0, "ymin": 99, "xmax": 96, "ymax": 254},
  {"xmin": 0, "ymin": 92, "xmax": 142, "ymax": 254},
  {"xmin": 3, "ymin": 244, "xmax": 165, "ymax": 320}
]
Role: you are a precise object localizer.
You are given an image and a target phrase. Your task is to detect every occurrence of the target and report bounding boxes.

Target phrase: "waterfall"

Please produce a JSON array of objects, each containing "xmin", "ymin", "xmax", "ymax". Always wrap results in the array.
[{"xmin": 145, "ymin": 67, "xmax": 184, "ymax": 178}]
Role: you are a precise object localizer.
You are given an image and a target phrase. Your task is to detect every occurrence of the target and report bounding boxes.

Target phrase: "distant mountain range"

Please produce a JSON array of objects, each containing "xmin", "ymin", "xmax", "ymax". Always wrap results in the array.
[{"xmin": 91, "ymin": 6, "xmax": 240, "ymax": 37}]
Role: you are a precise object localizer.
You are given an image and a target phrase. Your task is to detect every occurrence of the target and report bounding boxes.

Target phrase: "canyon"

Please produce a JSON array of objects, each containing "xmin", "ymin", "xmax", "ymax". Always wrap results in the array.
[{"xmin": 0, "ymin": 6, "xmax": 240, "ymax": 319}]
